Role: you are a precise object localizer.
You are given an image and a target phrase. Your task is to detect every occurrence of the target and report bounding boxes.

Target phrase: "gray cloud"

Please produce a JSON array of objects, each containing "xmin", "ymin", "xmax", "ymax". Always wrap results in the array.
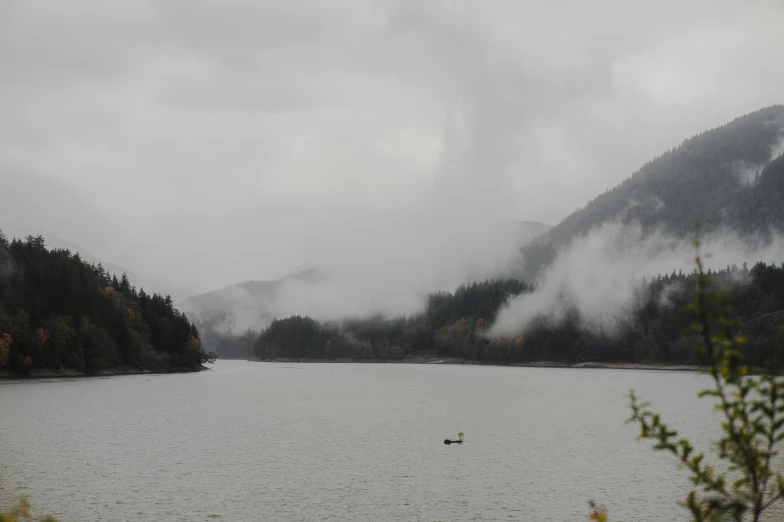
[{"xmin": 1, "ymin": 0, "xmax": 783, "ymax": 305}]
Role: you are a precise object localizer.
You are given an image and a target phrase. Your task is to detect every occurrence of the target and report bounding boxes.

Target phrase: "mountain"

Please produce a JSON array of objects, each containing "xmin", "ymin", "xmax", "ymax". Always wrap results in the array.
[
  {"xmin": 187, "ymin": 105, "xmax": 784, "ymax": 365},
  {"xmin": 518, "ymin": 105, "xmax": 784, "ymax": 280},
  {"xmin": 180, "ymin": 269, "xmax": 324, "ymax": 334}
]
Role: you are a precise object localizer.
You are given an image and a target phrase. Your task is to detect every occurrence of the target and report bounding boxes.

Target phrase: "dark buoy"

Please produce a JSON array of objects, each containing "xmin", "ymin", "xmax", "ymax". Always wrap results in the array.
[{"xmin": 444, "ymin": 432, "xmax": 464, "ymax": 445}]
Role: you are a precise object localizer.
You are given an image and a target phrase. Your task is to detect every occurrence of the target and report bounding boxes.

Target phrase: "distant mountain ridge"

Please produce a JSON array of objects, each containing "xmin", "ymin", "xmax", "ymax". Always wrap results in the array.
[
  {"xmin": 180, "ymin": 268, "xmax": 324, "ymax": 333},
  {"xmin": 518, "ymin": 105, "xmax": 784, "ymax": 280}
]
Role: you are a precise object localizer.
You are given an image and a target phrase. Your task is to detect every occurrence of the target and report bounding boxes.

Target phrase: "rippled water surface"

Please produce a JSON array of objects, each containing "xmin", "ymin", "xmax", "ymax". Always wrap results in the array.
[{"xmin": 2, "ymin": 360, "xmax": 783, "ymax": 521}]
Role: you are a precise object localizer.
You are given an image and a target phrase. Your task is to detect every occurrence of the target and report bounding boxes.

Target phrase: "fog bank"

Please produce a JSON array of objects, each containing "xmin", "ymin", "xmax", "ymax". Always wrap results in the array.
[{"xmin": 489, "ymin": 222, "xmax": 784, "ymax": 338}]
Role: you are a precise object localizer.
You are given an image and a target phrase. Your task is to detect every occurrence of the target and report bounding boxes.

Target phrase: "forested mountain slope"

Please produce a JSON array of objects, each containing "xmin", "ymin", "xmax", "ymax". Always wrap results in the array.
[
  {"xmin": 519, "ymin": 105, "xmax": 784, "ymax": 280},
  {"xmin": 0, "ymin": 231, "xmax": 212, "ymax": 375},
  {"xmin": 252, "ymin": 264, "xmax": 784, "ymax": 366}
]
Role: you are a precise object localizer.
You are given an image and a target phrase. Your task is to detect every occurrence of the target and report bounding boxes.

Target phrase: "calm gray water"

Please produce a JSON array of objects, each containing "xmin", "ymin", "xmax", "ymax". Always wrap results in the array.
[{"xmin": 1, "ymin": 360, "xmax": 781, "ymax": 521}]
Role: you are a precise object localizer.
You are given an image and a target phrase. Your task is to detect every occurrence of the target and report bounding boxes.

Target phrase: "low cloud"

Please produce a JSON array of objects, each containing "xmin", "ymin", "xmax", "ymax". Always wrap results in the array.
[
  {"xmin": 193, "ymin": 217, "xmax": 538, "ymax": 332},
  {"xmin": 488, "ymin": 222, "xmax": 784, "ymax": 338},
  {"xmin": 2, "ymin": 1, "xmax": 784, "ymax": 296}
]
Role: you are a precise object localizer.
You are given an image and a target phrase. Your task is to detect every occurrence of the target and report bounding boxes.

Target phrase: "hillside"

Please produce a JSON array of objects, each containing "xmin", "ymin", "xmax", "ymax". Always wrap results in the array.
[
  {"xmin": 519, "ymin": 105, "xmax": 784, "ymax": 280},
  {"xmin": 0, "ymin": 231, "xmax": 213, "ymax": 375},
  {"xmin": 180, "ymin": 269, "xmax": 324, "ymax": 332},
  {"xmin": 253, "ymin": 264, "xmax": 784, "ymax": 366}
]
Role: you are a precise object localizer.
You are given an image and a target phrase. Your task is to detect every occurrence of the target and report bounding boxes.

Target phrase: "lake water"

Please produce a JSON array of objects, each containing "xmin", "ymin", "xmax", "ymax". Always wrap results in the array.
[{"xmin": 1, "ymin": 360, "xmax": 783, "ymax": 521}]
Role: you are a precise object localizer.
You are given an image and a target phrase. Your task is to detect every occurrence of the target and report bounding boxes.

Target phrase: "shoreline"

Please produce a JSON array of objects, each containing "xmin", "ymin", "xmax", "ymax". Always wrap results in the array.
[
  {"xmin": 2, "ymin": 358, "xmax": 707, "ymax": 378},
  {"xmin": 0, "ymin": 365, "xmax": 210, "ymax": 380},
  {"xmin": 249, "ymin": 357, "xmax": 704, "ymax": 372}
]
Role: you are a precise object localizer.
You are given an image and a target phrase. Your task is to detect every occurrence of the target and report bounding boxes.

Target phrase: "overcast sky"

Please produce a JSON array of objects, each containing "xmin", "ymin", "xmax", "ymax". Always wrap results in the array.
[{"xmin": 1, "ymin": 0, "xmax": 783, "ymax": 296}]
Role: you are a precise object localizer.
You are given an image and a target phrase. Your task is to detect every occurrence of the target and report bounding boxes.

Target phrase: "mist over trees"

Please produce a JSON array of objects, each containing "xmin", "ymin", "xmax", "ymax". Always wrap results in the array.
[
  {"xmin": 0, "ymin": 231, "xmax": 212, "ymax": 374},
  {"xmin": 195, "ymin": 313, "xmax": 258, "ymax": 359},
  {"xmin": 198, "ymin": 106, "xmax": 784, "ymax": 368},
  {"xmin": 250, "ymin": 278, "xmax": 530, "ymax": 360},
  {"xmin": 209, "ymin": 264, "xmax": 781, "ymax": 366}
]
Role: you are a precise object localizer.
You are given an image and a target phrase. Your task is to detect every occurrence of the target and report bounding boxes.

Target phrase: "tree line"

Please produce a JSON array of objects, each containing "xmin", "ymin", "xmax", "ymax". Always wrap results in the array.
[
  {"xmin": 202, "ymin": 262, "xmax": 784, "ymax": 367},
  {"xmin": 0, "ymin": 230, "xmax": 214, "ymax": 374}
]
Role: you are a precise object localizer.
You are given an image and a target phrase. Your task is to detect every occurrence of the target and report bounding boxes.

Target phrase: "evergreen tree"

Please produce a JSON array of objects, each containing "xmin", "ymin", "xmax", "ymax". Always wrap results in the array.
[{"xmin": 0, "ymin": 230, "xmax": 214, "ymax": 374}]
